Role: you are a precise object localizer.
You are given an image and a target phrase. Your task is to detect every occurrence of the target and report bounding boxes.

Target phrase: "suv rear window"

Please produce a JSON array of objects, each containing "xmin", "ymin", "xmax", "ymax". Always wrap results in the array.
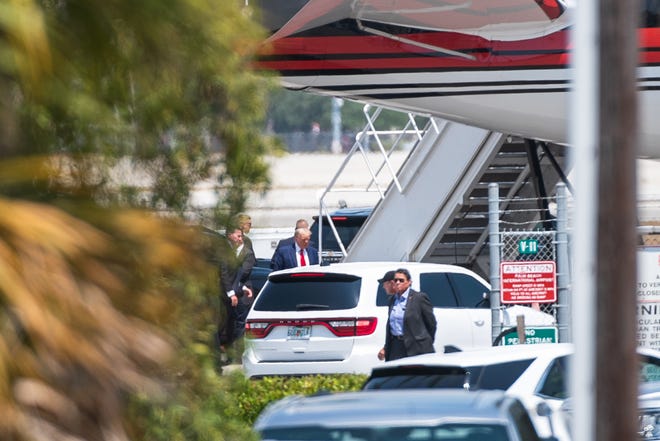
[
  {"xmin": 363, "ymin": 359, "xmax": 535, "ymax": 391},
  {"xmin": 311, "ymin": 220, "xmax": 365, "ymax": 251},
  {"xmin": 309, "ymin": 209, "xmax": 371, "ymax": 258},
  {"xmin": 253, "ymin": 273, "xmax": 362, "ymax": 311}
]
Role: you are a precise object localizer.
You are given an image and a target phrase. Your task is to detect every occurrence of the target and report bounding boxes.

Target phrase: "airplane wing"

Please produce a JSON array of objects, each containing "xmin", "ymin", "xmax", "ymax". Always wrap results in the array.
[{"xmin": 268, "ymin": 0, "xmax": 570, "ymax": 42}]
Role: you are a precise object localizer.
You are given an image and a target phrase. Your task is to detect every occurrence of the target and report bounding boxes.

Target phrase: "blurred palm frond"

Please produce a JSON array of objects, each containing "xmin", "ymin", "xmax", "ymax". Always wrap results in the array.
[{"xmin": 0, "ymin": 197, "xmax": 201, "ymax": 441}]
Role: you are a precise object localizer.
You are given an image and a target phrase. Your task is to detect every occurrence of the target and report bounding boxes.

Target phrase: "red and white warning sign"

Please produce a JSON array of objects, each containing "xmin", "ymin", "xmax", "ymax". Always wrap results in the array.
[{"xmin": 500, "ymin": 260, "xmax": 557, "ymax": 304}]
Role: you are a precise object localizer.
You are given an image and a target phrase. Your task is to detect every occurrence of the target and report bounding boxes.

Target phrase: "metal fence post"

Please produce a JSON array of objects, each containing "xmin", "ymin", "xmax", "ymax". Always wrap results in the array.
[
  {"xmin": 556, "ymin": 183, "xmax": 571, "ymax": 342},
  {"xmin": 488, "ymin": 183, "xmax": 502, "ymax": 343}
]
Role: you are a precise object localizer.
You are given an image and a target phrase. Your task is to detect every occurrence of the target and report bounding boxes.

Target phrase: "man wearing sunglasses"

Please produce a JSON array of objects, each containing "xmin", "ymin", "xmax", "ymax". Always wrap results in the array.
[{"xmin": 377, "ymin": 268, "xmax": 437, "ymax": 361}]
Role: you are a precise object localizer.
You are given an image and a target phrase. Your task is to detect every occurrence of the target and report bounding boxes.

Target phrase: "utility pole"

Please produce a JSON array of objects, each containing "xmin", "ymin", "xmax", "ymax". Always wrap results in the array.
[
  {"xmin": 571, "ymin": 0, "xmax": 638, "ymax": 440},
  {"xmin": 596, "ymin": 0, "xmax": 639, "ymax": 439}
]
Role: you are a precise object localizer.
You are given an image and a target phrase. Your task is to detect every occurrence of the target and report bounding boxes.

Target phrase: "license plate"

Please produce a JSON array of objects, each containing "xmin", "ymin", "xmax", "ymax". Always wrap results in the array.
[{"xmin": 287, "ymin": 326, "xmax": 311, "ymax": 340}]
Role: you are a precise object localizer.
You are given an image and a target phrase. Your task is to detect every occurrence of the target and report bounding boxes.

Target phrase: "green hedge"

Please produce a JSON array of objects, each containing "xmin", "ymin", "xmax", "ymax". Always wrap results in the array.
[
  {"xmin": 124, "ymin": 273, "xmax": 367, "ymax": 439},
  {"xmin": 127, "ymin": 360, "xmax": 366, "ymax": 440},
  {"xmin": 226, "ymin": 371, "xmax": 368, "ymax": 425}
]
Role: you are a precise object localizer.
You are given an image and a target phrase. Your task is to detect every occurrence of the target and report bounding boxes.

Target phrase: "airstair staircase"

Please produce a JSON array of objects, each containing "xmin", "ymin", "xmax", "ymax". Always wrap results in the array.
[{"xmin": 319, "ymin": 105, "xmax": 570, "ymax": 278}]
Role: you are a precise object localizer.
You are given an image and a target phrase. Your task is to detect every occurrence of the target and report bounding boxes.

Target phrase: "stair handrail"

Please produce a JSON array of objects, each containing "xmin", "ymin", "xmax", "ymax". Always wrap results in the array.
[{"xmin": 316, "ymin": 104, "xmax": 435, "ymax": 260}]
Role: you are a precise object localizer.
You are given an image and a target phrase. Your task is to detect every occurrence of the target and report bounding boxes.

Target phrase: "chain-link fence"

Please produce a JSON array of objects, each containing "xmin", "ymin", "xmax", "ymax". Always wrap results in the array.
[
  {"xmin": 488, "ymin": 183, "xmax": 570, "ymax": 343},
  {"xmin": 501, "ymin": 231, "xmax": 556, "ymax": 262},
  {"xmin": 490, "ymin": 183, "xmax": 659, "ymax": 345},
  {"xmin": 500, "ymin": 230, "xmax": 557, "ymax": 317}
]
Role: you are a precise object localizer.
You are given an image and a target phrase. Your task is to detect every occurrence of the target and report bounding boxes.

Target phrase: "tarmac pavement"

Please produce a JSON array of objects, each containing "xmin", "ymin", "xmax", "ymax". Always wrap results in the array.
[{"xmin": 244, "ymin": 151, "xmax": 407, "ymax": 229}]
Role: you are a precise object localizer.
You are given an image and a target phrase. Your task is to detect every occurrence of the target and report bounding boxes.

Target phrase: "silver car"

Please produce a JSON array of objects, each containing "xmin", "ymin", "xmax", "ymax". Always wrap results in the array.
[{"xmin": 254, "ymin": 389, "xmax": 556, "ymax": 441}]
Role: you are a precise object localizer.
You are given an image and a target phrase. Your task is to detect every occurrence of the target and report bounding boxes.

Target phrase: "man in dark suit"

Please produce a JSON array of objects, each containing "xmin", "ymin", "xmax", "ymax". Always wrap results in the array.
[
  {"xmin": 270, "ymin": 227, "xmax": 319, "ymax": 270},
  {"xmin": 217, "ymin": 224, "xmax": 255, "ymax": 360},
  {"xmin": 378, "ymin": 268, "xmax": 437, "ymax": 361}
]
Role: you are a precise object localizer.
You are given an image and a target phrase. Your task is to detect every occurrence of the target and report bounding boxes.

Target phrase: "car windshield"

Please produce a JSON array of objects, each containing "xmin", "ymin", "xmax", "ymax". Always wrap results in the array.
[
  {"xmin": 260, "ymin": 423, "xmax": 511, "ymax": 441},
  {"xmin": 538, "ymin": 353, "xmax": 660, "ymax": 400},
  {"xmin": 253, "ymin": 273, "xmax": 362, "ymax": 311},
  {"xmin": 363, "ymin": 359, "xmax": 536, "ymax": 391}
]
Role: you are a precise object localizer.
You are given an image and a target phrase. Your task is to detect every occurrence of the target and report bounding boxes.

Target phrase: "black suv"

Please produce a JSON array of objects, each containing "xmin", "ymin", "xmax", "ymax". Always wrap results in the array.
[{"xmin": 309, "ymin": 207, "xmax": 372, "ymax": 264}]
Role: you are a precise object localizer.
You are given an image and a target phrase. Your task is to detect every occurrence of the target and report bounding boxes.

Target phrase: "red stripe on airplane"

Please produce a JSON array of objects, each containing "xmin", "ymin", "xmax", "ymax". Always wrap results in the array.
[
  {"xmin": 258, "ymin": 56, "xmax": 566, "ymax": 72},
  {"xmin": 262, "ymin": 31, "xmax": 567, "ymax": 57},
  {"xmin": 259, "ymin": 28, "xmax": 660, "ymax": 71}
]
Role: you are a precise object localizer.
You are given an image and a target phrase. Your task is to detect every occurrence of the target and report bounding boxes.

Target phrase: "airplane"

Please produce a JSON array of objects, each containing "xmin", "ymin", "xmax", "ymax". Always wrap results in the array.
[{"xmin": 254, "ymin": 0, "xmax": 660, "ymax": 159}]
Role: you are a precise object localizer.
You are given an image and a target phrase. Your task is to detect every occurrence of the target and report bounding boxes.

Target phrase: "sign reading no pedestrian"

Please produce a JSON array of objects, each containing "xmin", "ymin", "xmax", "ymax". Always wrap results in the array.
[
  {"xmin": 501, "ymin": 327, "xmax": 558, "ymax": 345},
  {"xmin": 500, "ymin": 261, "xmax": 557, "ymax": 304}
]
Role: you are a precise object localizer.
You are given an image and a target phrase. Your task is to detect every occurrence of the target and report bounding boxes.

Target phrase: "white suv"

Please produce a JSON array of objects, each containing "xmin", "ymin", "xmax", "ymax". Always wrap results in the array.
[{"xmin": 242, "ymin": 262, "xmax": 556, "ymax": 377}]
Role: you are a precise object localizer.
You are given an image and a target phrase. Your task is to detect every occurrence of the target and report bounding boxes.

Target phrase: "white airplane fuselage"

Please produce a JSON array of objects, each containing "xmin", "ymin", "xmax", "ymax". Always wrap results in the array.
[{"xmin": 256, "ymin": 2, "xmax": 660, "ymax": 158}]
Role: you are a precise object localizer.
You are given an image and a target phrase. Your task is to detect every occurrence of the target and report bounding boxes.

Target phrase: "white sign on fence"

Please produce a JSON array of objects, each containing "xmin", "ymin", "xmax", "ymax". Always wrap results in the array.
[
  {"xmin": 500, "ymin": 261, "xmax": 557, "ymax": 304},
  {"xmin": 637, "ymin": 247, "xmax": 660, "ymax": 350}
]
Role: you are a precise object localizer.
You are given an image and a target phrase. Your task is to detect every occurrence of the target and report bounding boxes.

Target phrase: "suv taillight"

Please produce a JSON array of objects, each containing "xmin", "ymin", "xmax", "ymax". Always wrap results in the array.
[
  {"xmin": 245, "ymin": 321, "xmax": 271, "ymax": 338},
  {"xmin": 328, "ymin": 318, "xmax": 378, "ymax": 336},
  {"xmin": 245, "ymin": 317, "xmax": 378, "ymax": 339}
]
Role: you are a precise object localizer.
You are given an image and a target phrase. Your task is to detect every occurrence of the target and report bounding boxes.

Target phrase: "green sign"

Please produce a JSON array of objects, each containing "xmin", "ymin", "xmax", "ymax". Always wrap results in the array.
[
  {"xmin": 518, "ymin": 239, "xmax": 539, "ymax": 255},
  {"xmin": 501, "ymin": 327, "xmax": 558, "ymax": 345}
]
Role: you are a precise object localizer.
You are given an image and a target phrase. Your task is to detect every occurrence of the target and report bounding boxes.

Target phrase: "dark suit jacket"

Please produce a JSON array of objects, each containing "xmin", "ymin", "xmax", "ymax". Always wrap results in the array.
[
  {"xmin": 270, "ymin": 242, "xmax": 319, "ymax": 271},
  {"xmin": 219, "ymin": 237, "xmax": 256, "ymax": 297},
  {"xmin": 275, "ymin": 236, "xmax": 294, "ymax": 251},
  {"xmin": 384, "ymin": 289, "xmax": 437, "ymax": 361}
]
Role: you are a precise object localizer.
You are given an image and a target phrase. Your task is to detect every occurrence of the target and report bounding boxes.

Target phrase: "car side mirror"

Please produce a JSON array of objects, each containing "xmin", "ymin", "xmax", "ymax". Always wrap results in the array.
[
  {"xmin": 536, "ymin": 401, "xmax": 559, "ymax": 441},
  {"xmin": 536, "ymin": 401, "xmax": 552, "ymax": 418}
]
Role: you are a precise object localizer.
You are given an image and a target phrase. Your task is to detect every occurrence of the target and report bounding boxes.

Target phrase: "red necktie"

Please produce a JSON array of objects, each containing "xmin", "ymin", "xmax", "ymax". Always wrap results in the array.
[{"xmin": 300, "ymin": 249, "xmax": 306, "ymax": 266}]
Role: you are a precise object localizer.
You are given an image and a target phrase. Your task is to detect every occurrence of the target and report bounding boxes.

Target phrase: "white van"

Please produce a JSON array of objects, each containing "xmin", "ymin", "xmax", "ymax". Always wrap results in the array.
[{"xmin": 242, "ymin": 262, "xmax": 555, "ymax": 377}]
